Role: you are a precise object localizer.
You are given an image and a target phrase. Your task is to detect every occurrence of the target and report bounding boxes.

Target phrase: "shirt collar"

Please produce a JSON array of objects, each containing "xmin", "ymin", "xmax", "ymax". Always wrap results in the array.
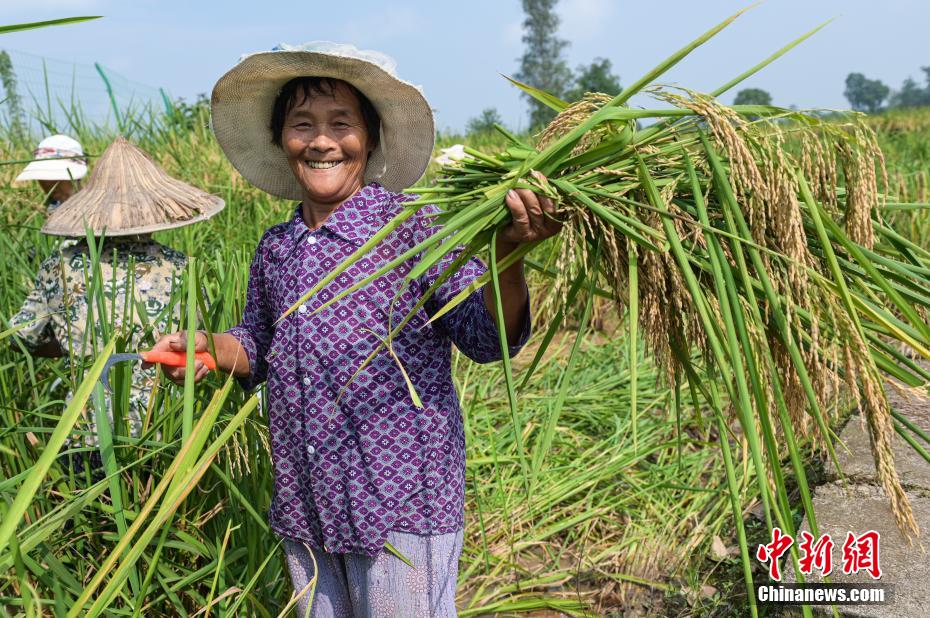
[{"xmin": 288, "ymin": 182, "xmax": 391, "ymax": 247}]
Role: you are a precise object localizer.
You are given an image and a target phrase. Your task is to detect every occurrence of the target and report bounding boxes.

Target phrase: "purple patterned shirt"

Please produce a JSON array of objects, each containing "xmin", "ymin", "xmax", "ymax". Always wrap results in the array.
[{"xmin": 227, "ymin": 182, "xmax": 530, "ymax": 556}]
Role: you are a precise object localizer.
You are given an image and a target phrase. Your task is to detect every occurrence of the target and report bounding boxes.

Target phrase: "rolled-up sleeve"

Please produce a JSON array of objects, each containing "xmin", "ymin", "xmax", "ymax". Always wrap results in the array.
[
  {"xmin": 413, "ymin": 203, "xmax": 531, "ymax": 364},
  {"xmin": 10, "ymin": 256, "xmax": 60, "ymax": 352},
  {"xmin": 225, "ymin": 234, "xmax": 274, "ymax": 390}
]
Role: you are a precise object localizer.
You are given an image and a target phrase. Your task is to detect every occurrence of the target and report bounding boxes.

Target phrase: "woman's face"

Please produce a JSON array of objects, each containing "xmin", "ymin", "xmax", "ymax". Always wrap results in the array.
[
  {"xmin": 281, "ymin": 81, "xmax": 372, "ymax": 207},
  {"xmin": 38, "ymin": 179, "xmax": 76, "ymax": 203}
]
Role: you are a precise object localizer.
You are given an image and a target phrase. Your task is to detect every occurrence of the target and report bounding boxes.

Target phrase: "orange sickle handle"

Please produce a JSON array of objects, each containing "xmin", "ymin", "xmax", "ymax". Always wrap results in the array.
[{"xmin": 139, "ymin": 350, "xmax": 217, "ymax": 370}]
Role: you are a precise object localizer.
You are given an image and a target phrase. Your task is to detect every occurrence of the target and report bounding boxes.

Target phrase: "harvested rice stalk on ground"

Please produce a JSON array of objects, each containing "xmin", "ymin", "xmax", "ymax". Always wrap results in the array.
[{"xmin": 283, "ymin": 9, "xmax": 930, "ymax": 611}]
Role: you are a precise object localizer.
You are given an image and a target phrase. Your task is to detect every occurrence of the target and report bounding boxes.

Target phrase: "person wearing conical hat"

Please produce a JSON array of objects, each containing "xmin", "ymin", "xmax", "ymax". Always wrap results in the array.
[
  {"xmin": 149, "ymin": 42, "xmax": 560, "ymax": 615},
  {"xmin": 10, "ymin": 137, "xmax": 224, "ymax": 474},
  {"xmin": 13, "ymin": 134, "xmax": 88, "ymax": 214}
]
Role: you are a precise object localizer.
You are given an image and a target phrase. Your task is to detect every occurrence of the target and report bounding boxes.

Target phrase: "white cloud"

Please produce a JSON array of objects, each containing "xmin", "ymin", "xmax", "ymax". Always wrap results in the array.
[
  {"xmin": 501, "ymin": 18, "xmax": 522, "ymax": 48},
  {"xmin": 559, "ymin": 0, "xmax": 614, "ymax": 40}
]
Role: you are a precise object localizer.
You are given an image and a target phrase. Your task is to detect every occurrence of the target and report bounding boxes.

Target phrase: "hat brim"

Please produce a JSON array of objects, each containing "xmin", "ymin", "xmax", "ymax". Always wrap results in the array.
[
  {"xmin": 40, "ymin": 193, "xmax": 226, "ymax": 237},
  {"xmin": 210, "ymin": 49, "xmax": 435, "ymax": 200},
  {"xmin": 13, "ymin": 159, "xmax": 87, "ymax": 185}
]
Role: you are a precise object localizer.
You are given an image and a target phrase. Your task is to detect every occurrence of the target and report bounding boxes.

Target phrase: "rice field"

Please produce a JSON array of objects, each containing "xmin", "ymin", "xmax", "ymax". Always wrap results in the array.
[
  {"xmin": 2, "ymin": 12, "xmax": 930, "ymax": 618},
  {"xmin": 871, "ymin": 108, "xmax": 930, "ymax": 245}
]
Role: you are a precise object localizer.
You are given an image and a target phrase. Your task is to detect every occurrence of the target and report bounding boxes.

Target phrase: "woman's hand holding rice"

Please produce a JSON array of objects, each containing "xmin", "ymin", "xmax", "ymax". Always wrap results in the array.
[
  {"xmin": 485, "ymin": 169, "xmax": 561, "ymax": 344},
  {"xmin": 498, "ymin": 170, "xmax": 562, "ymax": 247}
]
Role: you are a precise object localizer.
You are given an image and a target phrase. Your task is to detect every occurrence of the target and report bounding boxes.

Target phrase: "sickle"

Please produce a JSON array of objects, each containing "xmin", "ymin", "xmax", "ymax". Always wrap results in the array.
[{"xmin": 98, "ymin": 350, "xmax": 217, "ymax": 392}]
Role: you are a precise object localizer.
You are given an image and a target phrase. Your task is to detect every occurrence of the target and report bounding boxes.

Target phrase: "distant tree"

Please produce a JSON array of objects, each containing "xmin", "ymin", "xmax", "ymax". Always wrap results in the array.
[
  {"xmin": 0, "ymin": 50, "xmax": 26, "ymax": 140},
  {"xmin": 844, "ymin": 73, "xmax": 890, "ymax": 113},
  {"xmin": 890, "ymin": 78, "xmax": 926, "ymax": 109},
  {"xmin": 565, "ymin": 57, "xmax": 621, "ymax": 102},
  {"xmin": 888, "ymin": 67, "xmax": 930, "ymax": 109},
  {"xmin": 516, "ymin": 0, "xmax": 573, "ymax": 129},
  {"xmin": 733, "ymin": 88, "xmax": 772, "ymax": 106},
  {"xmin": 466, "ymin": 108, "xmax": 504, "ymax": 135}
]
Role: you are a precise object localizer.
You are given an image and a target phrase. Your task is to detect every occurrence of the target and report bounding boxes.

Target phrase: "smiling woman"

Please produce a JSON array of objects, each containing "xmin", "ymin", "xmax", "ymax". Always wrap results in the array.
[{"xmin": 146, "ymin": 41, "xmax": 560, "ymax": 617}]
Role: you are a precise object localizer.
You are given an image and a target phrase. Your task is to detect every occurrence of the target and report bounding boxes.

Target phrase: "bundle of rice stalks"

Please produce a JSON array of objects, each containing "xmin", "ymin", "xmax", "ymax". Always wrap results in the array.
[{"xmin": 283, "ymin": 8, "xmax": 930, "ymax": 610}]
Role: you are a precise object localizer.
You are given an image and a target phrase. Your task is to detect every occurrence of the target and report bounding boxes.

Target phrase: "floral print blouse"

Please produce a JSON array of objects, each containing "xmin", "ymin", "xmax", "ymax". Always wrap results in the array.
[
  {"xmin": 227, "ymin": 182, "xmax": 531, "ymax": 556},
  {"xmin": 11, "ymin": 236, "xmax": 187, "ymax": 445}
]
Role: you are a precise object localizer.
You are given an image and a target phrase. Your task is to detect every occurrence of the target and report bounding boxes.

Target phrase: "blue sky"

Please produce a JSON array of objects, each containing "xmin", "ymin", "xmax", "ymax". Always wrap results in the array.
[{"xmin": 2, "ymin": 1, "xmax": 928, "ymax": 132}]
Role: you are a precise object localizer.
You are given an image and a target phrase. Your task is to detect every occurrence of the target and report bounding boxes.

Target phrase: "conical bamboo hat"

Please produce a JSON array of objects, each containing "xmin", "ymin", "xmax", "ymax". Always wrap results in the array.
[{"xmin": 41, "ymin": 137, "xmax": 225, "ymax": 237}]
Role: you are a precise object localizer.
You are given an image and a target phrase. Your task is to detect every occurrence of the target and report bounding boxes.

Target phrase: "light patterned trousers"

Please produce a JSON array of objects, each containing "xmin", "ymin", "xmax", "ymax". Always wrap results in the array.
[{"xmin": 282, "ymin": 529, "xmax": 463, "ymax": 617}]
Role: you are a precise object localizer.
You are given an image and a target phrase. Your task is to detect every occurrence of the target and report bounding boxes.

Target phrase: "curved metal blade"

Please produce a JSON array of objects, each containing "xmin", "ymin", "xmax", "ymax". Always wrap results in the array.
[{"xmin": 99, "ymin": 353, "xmax": 143, "ymax": 393}]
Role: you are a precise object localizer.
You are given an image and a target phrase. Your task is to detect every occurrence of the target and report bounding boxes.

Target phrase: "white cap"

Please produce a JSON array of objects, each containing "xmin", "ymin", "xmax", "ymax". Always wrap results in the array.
[{"xmin": 14, "ymin": 134, "xmax": 88, "ymax": 184}]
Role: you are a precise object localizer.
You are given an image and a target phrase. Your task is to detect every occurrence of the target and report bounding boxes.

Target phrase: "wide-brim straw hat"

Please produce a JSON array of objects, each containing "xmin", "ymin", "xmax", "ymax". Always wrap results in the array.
[
  {"xmin": 42, "ymin": 137, "xmax": 225, "ymax": 237},
  {"xmin": 211, "ymin": 41, "xmax": 435, "ymax": 200},
  {"xmin": 13, "ymin": 134, "xmax": 88, "ymax": 185}
]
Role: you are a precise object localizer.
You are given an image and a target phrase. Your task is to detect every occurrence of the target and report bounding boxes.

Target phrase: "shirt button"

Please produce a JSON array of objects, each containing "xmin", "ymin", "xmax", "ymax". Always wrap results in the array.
[
  {"xmin": 307, "ymin": 445, "xmax": 316, "ymax": 456},
  {"xmin": 307, "ymin": 236, "xmax": 317, "ymax": 245},
  {"xmin": 298, "ymin": 305, "xmax": 308, "ymax": 314},
  {"xmin": 302, "ymin": 377, "xmax": 312, "ymax": 386}
]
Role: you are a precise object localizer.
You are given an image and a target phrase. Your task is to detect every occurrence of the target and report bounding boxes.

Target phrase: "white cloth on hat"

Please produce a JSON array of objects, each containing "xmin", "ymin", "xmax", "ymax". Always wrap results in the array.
[
  {"xmin": 267, "ymin": 41, "xmax": 398, "ymax": 76},
  {"xmin": 14, "ymin": 134, "xmax": 88, "ymax": 184},
  {"xmin": 434, "ymin": 144, "xmax": 469, "ymax": 166}
]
